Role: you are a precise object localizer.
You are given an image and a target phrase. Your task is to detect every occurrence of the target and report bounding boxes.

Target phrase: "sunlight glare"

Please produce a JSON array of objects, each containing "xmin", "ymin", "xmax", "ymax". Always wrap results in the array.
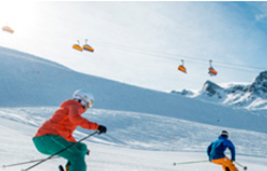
[{"xmin": 0, "ymin": 2, "xmax": 40, "ymax": 33}]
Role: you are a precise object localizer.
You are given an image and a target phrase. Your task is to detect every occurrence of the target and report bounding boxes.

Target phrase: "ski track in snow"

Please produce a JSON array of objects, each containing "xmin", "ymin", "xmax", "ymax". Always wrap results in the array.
[{"xmin": 0, "ymin": 107, "xmax": 266, "ymax": 171}]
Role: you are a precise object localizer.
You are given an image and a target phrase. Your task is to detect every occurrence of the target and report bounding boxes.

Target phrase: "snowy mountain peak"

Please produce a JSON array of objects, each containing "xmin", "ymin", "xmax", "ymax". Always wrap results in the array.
[
  {"xmin": 250, "ymin": 70, "xmax": 267, "ymax": 98},
  {"xmin": 172, "ymin": 71, "xmax": 267, "ymax": 111},
  {"xmin": 201, "ymin": 80, "xmax": 223, "ymax": 97}
]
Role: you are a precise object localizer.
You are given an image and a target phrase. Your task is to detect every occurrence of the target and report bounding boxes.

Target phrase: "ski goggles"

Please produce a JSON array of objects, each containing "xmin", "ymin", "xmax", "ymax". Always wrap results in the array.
[
  {"xmin": 79, "ymin": 96, "xmax": 94, "ymax": 109},
  {"xmin": 86, "ymin": 100, "xmax": 94, "ymax": 108}
]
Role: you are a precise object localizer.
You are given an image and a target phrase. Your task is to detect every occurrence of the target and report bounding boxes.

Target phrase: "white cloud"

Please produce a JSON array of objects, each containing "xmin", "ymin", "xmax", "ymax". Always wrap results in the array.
[{"xmin": 255, "ymin": 13, "xmax": 267, "ymax": 21}]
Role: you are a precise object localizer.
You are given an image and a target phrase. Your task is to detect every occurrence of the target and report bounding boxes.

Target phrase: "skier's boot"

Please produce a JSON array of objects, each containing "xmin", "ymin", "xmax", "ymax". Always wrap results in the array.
[{"xmin": 59, "ymin": 165, "xmax": 64, "ymax": 171}]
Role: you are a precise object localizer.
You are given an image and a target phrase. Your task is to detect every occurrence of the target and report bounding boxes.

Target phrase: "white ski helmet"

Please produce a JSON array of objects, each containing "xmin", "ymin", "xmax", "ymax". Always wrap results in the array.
[
  {"xmin": 220, "ymin": 130, "xmax": 229, "ymax": 138},
  {"xmin": 73, "ymin": 89, "xmax": 94, "ymax": 108}
]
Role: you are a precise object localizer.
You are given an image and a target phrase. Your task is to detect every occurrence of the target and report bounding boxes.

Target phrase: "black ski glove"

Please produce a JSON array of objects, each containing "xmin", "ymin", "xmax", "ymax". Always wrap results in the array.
[
  {"xmin": 86, "ymin": 149, "xmax": 90, "ymax": 155},
  {"xmin": 97, "ymin": 125, "xmax": 107, "ymax": 134}
]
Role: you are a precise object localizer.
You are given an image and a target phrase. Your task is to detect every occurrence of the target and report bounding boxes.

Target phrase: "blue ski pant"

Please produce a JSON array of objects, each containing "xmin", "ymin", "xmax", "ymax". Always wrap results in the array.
[{"xmin": 33, "ymin": 135, "xmax": 88, "ymax": 171}]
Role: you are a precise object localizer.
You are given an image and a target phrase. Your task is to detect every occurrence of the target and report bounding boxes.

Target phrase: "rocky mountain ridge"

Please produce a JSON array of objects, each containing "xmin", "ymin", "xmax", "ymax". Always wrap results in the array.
[{"xmin": 172, "ymin": 71, "xmax": 267, "ymax": 111}]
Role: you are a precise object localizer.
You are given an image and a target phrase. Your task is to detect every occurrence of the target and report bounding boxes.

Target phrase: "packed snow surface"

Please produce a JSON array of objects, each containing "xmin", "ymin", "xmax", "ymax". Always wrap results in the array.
[{"xmin": 0, "ymin": 107, "xmax": 266, "ymax": 171}]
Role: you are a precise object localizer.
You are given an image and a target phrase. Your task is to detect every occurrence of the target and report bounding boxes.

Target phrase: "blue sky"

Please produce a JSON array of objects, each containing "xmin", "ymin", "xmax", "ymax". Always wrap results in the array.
[{"xmin": 0, "ymin": 1, "xmax": 266, "ymax": 92}]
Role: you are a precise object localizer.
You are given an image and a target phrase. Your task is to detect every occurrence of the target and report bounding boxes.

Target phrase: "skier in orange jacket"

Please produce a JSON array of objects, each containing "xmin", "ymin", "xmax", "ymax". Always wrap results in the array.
[{"xmin": 33, "ymin": 89, "xmax": 107, "ymax": 171}]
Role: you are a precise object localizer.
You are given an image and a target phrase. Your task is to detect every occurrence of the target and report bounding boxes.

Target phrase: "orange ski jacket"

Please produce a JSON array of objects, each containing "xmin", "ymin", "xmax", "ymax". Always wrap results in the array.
[{"xmin": 34, "ymin": 99, "xmax": 99, "ymax": 142}]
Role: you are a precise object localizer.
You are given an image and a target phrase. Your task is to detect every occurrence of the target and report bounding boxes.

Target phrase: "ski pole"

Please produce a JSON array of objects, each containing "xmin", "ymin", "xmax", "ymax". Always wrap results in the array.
[
  {"xmin": 2, "ymin": 156, "xmax": 59, "ymax": 168},
  {"xmin": 235, "ymin": 161, "xmax": 247, "ymax": 170},
  {"xmin": 173, "ymin": 160, "xmax": 208, "ymax": 166},
  {"xmin": 22, "ymin": 131, "xmax": 98, "ymax": 171}
]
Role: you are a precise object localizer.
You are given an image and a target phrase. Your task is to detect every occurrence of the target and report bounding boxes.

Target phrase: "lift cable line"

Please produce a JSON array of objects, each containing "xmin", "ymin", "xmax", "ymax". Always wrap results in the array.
[{"xmin": 92, "ymin": 41, "xmax": 266, "ymax": 73}]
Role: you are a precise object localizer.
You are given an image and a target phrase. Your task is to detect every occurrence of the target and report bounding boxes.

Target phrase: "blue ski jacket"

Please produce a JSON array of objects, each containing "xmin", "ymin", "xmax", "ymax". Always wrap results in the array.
[{"xmin": 207, "ymin": 136, "xmax": 236, "ymax": 161}]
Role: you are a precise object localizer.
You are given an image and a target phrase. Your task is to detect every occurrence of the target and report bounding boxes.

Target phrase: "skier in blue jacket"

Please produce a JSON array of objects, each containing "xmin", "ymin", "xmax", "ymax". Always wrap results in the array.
[{"xmin": 207, "ymin": 130, "xmax": 238, "ymax": 171}]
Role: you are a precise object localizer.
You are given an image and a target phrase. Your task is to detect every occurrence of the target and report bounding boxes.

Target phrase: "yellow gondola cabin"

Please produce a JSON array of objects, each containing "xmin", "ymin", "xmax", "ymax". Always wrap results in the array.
[
  {"xmin": 83, "ymin": 39, "xmax": 94, "ymax": 52},
  {"xmin": 2, "ymin": 26, "xmax": 14, "ymax": 33},
  {"xmin": 209, "ymin": 67, "xmax": 218, "ymax": 76},
  {"xmin": 73, "ymin": 40, "xmax": 82, "ymax": 51},
  {"xmin": 208, "ymin": 60, "xmax": 218, "ymax": 76},
  {"xmin": 177, "ymin": 60, "xmax": 187, "ymax": 73}
]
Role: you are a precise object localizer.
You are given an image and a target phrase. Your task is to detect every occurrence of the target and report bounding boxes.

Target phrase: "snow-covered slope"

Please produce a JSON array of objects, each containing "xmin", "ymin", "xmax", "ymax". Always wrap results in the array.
[
  {"xmin": 0, "ymin": 46, "xmax": 267, "ymax": 170},
  {"xmin": 1, "ymin": 107, "xmax": 267, "ymax": 156},
  {"xmin": 172, "ymin": 71, "xmax": 267, "ymax": 111},
  {"xmin": 0, "ymin": 107, "xmax": 266, "ymax": 171},
  {"xmin": 1, "ymin": 46, "xmax": 266, "ymax": 134}
]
